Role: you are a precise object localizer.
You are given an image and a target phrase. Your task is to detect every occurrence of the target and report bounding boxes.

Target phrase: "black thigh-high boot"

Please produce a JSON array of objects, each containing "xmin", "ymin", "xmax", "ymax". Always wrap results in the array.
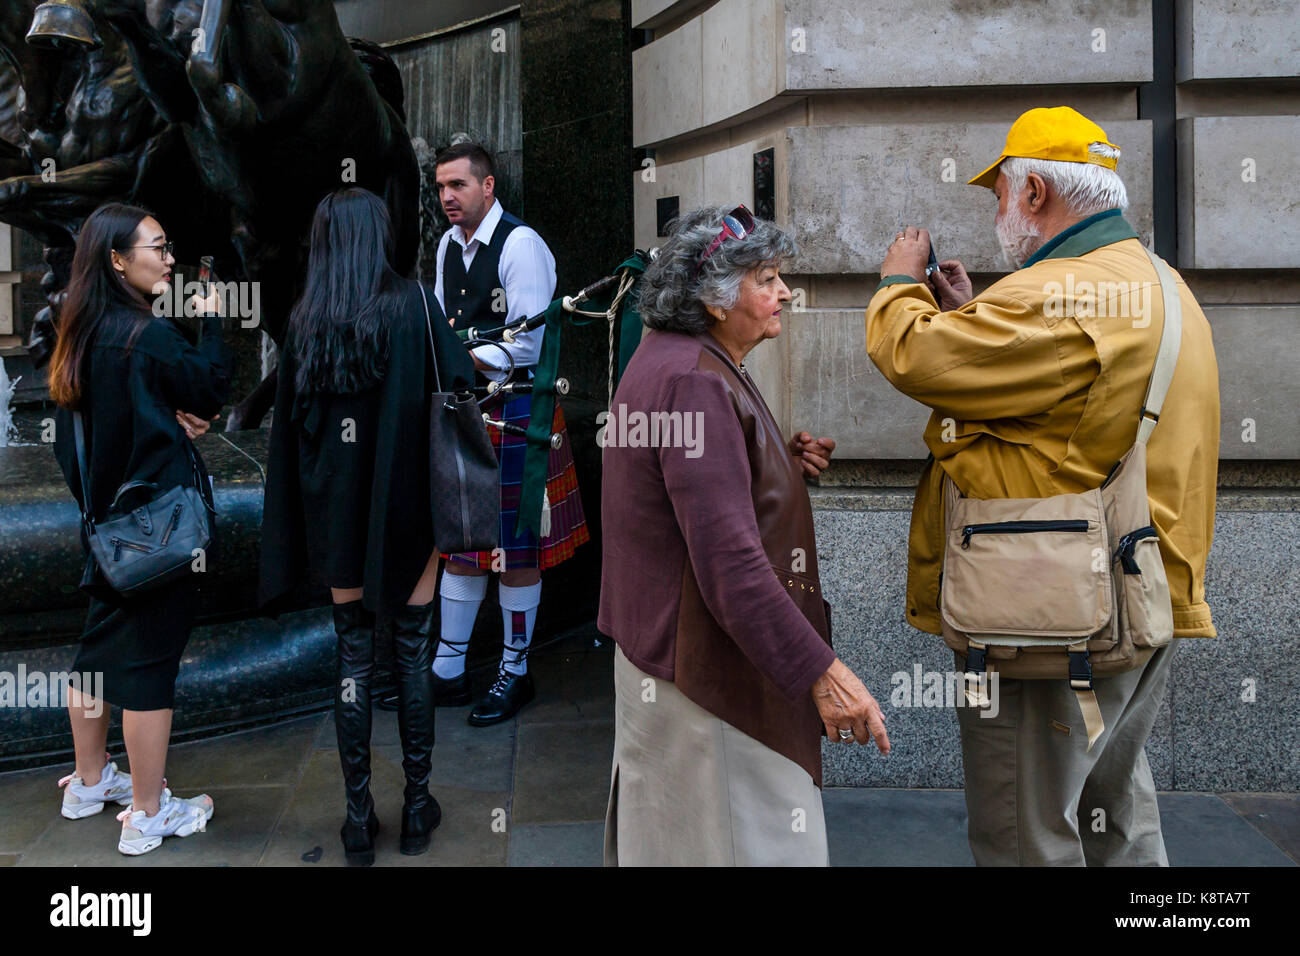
[
  {"xmin": 334, "ymin": 600, "xmax": 379, "ymax": 865},
  {"xmin": 391, "ymin": 601, "xmax": 442, "ymax": 855}
]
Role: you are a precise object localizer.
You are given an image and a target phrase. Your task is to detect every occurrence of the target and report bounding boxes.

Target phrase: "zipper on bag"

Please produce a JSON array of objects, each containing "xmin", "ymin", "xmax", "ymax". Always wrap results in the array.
[
  {"xmin": 1113, "ymin": 526, "xmax": 1159, "ymax": 574},
  {"xmin": 960, "ymin": 519, "xmax": 1089, "ymax": 550},
  {"xmin": 110, "ymin": 537, "xmax": 153, "ymax": 561},
  {"xmin": 159, "ymin": 504, "xmax": 184, "ymax": 545}
]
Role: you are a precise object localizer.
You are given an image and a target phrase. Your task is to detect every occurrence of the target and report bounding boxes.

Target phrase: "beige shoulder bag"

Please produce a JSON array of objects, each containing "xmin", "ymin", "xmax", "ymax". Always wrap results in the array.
[{"xmin": 939, "ymin": 247, "xmax": 1180, "ymax": 750}]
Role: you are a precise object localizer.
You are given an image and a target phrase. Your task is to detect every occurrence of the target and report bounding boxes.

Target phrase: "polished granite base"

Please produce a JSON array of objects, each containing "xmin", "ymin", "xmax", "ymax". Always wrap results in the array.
[{"xmin": 0, "ymin": 625, "xmax": 1294, "ymax": 867}]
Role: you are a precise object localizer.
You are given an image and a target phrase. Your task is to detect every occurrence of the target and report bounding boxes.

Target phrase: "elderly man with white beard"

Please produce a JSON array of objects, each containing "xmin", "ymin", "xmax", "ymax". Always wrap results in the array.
[{"xmin": 864, "ymin": 107, "xmax": 1220, "ymax": 866}]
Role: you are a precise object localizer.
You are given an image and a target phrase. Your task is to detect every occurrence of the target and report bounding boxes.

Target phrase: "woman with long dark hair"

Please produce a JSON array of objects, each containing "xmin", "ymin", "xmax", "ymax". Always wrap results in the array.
[
  {"xmin": 259, "ymin": 188, "xmax": 474, "ymax": 865},
  {"xmin": 49, "ymin": 202, "xmax": 229, "ymax": 855}
]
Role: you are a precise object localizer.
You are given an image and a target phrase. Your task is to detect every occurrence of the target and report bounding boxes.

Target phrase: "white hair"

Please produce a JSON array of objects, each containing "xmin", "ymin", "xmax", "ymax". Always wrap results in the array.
[{"xmin": 1000, "ymin": 142, "xmax": 1128, "ymax": 216}]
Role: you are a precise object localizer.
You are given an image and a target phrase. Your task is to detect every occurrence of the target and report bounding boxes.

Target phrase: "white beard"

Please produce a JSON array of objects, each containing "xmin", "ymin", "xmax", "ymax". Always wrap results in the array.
[{"xmin": 995, "ymin": 202, "xmax": 1043, "ymax": 269}]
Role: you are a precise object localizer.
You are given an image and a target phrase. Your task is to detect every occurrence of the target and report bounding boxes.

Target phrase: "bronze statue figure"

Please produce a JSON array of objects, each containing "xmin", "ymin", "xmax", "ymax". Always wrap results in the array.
[
  {"xmin": 1, "ymin": 0, "xmax": 227, "ymax": 365},
  {"xmin": 4, "ymin": 0, "xmax": 420, "ymax": 428}
]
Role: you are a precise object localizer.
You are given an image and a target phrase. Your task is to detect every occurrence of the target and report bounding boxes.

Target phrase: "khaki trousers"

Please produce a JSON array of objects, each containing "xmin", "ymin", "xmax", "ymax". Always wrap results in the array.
[
  {"xmin": 956, "ymin": 640, "xmax": 1177, "ymax": 866},
  {"xmin": 604, "ymin": 646, "xmax": 828, "ymax": 867}
]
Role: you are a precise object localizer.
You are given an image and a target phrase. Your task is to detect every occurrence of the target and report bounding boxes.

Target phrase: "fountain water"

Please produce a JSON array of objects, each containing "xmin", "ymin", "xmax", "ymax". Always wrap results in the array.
[{"xmin": 0, "ymin": 359, "xmax": 19, "ymax": 447}]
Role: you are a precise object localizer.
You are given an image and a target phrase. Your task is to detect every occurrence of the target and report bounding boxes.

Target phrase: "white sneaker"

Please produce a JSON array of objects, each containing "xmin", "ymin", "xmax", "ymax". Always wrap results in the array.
[
  {"xmin": 59, "ymin": 754, "xmax": 133, "ymax": 819},
  {"xmin": 116, "ymin": 787, "xmax": 214, "ymax": 856}
]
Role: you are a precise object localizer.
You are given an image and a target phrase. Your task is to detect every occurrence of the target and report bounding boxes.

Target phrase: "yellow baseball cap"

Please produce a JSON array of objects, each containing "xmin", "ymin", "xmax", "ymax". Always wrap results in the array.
[{"xmin": 968, "ymin": 106, "xmax": 1120, "ymax": 189}]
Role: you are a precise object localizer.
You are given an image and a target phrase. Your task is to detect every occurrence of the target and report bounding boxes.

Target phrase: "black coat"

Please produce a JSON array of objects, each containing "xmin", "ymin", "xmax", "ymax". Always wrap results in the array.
[
  {"xmin": 258, "ymin": 280, "xmax": 474, "ymax": 616},
  {"xmin": 54, "ymin": 306, "xmax": 231, "ymax": 604}
]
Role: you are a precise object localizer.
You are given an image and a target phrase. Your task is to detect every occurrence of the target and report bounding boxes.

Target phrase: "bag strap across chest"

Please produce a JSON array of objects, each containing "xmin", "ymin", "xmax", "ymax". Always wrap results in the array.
[{"xmin": 1135, "ymin": 245, "xmax": 1183, "ymax": 446}]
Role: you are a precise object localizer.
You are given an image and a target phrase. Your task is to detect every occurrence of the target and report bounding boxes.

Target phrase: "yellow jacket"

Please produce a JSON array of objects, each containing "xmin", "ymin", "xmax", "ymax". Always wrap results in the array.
[{"xmin": 865, "ymin": 210, "xmax": 1219, "ymax": 638}]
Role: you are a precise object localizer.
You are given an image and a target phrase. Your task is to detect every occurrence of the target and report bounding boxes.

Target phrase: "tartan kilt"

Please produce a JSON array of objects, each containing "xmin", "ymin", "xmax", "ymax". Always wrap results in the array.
[{"xmin": 444, "ymin": 392, "xmax": 589, "ymax": 571}]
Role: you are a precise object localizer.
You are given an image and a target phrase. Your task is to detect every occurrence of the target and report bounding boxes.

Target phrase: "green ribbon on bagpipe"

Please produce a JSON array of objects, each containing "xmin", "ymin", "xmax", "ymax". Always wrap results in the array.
[{"xmin": 512, "ymin": 252, "xmax": 648, "ymax": 540}]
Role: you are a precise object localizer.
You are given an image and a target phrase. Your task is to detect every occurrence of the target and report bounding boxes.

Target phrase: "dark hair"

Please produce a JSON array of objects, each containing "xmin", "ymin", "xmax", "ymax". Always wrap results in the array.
[
  {"xmin": 48, "ymin": 203, "xmax": 157, "ymax": 409},
  {"xmin": 435, "ymin": 142, "xmax": 495, "ymax": 183},
  {"xmin": 287, "ymin": 188, "xmax": 403, "ymax": 394}
]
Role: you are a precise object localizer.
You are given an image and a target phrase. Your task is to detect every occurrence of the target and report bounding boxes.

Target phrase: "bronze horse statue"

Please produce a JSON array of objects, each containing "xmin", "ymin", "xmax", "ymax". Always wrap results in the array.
[{"xmin": 26, "ymin": 0, "xmax": 420, "ymax": 428}]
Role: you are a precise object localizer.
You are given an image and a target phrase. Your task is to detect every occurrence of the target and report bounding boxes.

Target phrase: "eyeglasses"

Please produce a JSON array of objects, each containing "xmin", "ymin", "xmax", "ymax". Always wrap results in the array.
[
  {"xmin": 124, "ymin": 241, "xmax": 174, "ymax": 259},
  {"xmin": 693, "ymin": 205, "xmax": 756, "ymax": 278}
]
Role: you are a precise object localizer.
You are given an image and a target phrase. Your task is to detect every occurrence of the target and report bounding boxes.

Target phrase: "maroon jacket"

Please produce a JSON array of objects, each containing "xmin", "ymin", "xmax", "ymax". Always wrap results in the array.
[{"xmin": 598, "ymin": 329, "xmax": 835, "ymax": 784}]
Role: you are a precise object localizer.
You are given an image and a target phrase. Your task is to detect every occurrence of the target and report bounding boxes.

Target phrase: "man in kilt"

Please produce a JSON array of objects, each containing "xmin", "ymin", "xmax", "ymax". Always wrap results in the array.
[{"xmin": 427, "ymin": 142, "xmax": 589, "ymax": 725}]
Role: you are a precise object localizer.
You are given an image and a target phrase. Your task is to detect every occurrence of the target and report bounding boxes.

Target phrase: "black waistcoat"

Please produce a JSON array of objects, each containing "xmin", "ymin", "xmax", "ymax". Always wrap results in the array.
[{"xmin": 441, "ymin": 209, "xmax": 524, "ymax": 328}]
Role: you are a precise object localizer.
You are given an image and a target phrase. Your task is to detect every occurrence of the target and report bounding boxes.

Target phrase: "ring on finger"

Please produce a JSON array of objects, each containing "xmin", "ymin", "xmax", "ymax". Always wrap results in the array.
[{"xmin": 837, "ymin": 727, "xmax": 854, "ymax": 741}]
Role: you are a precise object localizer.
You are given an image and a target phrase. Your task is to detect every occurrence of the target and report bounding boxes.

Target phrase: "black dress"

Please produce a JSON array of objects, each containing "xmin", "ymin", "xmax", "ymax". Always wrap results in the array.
[
  {"xmin": 53, "ymin": 305, "xmax": 231, "ymax": 711},
  {"xmin": 259, "ymin": 280, "xmax": 474, "ymax": 616}
]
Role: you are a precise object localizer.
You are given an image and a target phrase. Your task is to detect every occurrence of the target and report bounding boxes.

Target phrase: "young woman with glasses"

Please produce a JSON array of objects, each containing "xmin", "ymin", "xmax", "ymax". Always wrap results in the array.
[{"xmin": 47, "ymin": 202, "xmax": 229, "ymax": 855}]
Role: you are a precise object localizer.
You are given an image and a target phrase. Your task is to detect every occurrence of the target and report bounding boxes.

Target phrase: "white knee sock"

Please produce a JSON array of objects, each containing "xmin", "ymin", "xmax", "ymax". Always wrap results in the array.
[
  {"xmin": 498, "ymin": 581, "xmax": 541, "ymax": 676},
  {"xmin": 434, "ymin": 570, "xmax": 488, "ymax": 679}
]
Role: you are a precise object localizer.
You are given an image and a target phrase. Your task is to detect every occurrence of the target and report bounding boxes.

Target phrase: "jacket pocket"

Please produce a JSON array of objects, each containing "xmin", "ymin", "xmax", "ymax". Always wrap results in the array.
[{"xmin": 1113, "ymin": 526, "xmax": 1174, "ymax": 648}]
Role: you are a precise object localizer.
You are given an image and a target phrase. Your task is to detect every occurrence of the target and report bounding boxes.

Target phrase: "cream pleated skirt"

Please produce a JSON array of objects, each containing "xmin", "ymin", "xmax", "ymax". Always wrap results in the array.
[{"xmin": 604, "ymin": 645, "xmax": 828, "ymax": 866}]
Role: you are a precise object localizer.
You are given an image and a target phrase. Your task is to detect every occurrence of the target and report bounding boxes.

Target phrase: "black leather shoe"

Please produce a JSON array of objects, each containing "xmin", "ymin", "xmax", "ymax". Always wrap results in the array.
[
  {"xmin": 467, "ymin": 669, "xmax": 535, "ymax": 726},
  {"xmin": 432, "ymin": 671, "xmax": 472, "ymax": 707},
  {"xmin": 400, "ymin": 796, "xmax": 442, "ymax": 855},
  {"xmin": 341, "ymin": 805, "xmax": 379, "ymax": 867}
]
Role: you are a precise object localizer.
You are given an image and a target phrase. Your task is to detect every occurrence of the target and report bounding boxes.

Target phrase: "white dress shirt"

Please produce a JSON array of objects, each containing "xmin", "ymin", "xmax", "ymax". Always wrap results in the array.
[{"xmin": 433, "ymin": 199, "xmax": 557, "ymax": 383}]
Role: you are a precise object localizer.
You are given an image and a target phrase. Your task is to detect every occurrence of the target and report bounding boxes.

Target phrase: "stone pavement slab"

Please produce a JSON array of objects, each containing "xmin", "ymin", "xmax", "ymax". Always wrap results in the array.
[
  {"xmin": 512, "ymin": 719, "xmax": 614, "ymax": 825},
  {"xmin": 824, "ymin": 788, "xmax": 974, "ymax": 866},
  {"xmin": 507, "ymin": 822, "xmax": 605, "ymax": 867},
  {"xmin": 162, "ymin": 713, "xmax": 318, "ymax": 790},
  {"xmin": 1220, "ymin": 793, "xmax": 1300, "ymax": 864},
  {"xmin": 1158, "ymin": 792, "xmax": 1296, "ymax": 867}
]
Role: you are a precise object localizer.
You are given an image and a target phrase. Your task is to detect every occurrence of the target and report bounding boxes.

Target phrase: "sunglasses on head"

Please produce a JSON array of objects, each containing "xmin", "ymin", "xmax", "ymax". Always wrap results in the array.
[{"xmin": 693, "ymin": 205, "xmax": 756, "ymax": 278}]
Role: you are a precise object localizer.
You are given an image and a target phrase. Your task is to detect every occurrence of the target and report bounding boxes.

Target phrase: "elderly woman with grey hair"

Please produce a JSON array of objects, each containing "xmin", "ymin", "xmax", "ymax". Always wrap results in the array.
[{"xmin": 598, "ymin": 204, "xmax": 891, "ymax": 866}]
